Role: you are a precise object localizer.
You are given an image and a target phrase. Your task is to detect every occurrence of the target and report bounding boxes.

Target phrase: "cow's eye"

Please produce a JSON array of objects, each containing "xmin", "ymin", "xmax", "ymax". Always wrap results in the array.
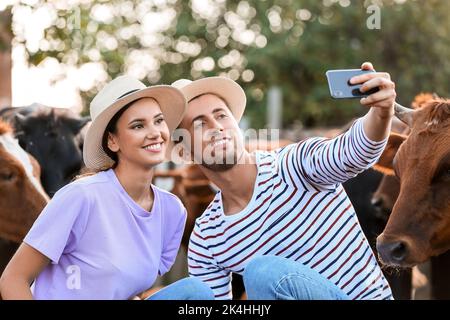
[
  {"xmin": 441, "ymin": 167, "xmax": 450, "ymax": 179},
  {"xmin": 432, "ymin": 166, "xmax": 450, "ymax": 183},
  {"xmin": 0, "ymin": 171, "xmax": 15, "ymax": 181}
]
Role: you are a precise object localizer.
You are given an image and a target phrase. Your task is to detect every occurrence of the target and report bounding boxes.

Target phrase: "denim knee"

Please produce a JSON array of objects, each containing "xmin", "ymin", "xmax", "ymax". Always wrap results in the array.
[
  {"xmin": 182, "ymin": 277, "xmax": 215, "ymax": 300},
  {"xmin": 243, "ymin": 255, "xmax": 282, "ymax": 298},
  {"xmin": 244, "ymin": 255, "xmax": 286, "ymax": 281},
  {"xmin": 242, "ymin": 255, "xmax": 348, "ymax": 300}
]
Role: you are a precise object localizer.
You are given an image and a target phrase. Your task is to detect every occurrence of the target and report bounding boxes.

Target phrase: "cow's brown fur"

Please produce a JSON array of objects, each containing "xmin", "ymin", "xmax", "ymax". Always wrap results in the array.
[
  {"xmin": 376, "ymin": 99, "xmax": 450, "ymax": 266},
  {"xmin": 0, "ymin": 120, "xmax": 47, "ymax": 243},
  {"xmin": 0, "ymin": 121, "xmax": 11, "ymax": 135},
  {"xmin": 372, "ymin": 93, "xmax": 436, "ymax": 219}
]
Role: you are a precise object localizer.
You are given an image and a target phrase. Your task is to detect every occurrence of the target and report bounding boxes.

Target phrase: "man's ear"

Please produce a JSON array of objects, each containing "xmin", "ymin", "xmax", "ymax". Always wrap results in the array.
[
  {"xmin": 170, "ymin": 128, "xmax": 194, "ymax": 164},
  {"xmin": 373, "ymin": 133, "xmax": 407, "ymax": 175},
  {"xmin": 171, "ymin": 142, "xmax": 193, "ymax": 164},
  {"xmin": 107, "ymin": 132, "xmax": 119, "ymax": 153}
]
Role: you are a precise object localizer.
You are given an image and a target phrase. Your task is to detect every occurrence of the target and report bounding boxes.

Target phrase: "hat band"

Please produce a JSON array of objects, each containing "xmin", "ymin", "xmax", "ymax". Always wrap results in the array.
[{"xmin": 117, "ymin": 88, "xmax": 140, "ymax": 100}]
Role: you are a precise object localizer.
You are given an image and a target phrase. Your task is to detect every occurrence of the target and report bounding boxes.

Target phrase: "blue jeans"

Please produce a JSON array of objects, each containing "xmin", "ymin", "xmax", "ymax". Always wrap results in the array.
[
  {"xmin": 146, "ymin": 277, "xmax": 215, "ymax": 300},
  {"xmin": 243, "ymin": 256, "xmax": 349, "ymax": 300}
]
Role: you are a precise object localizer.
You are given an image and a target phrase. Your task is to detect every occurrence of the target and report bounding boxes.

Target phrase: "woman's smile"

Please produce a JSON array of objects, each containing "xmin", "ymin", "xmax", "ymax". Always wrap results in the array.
[{"xmin": 142, "ymin": 141, "xmax": 164, "ymax": 153}]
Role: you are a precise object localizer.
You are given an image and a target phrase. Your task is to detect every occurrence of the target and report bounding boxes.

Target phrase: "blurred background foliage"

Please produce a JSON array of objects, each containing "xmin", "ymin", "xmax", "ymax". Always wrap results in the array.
[{"xmin": 2, "ymin": 0, "xmax": 450, "ymax": 129}]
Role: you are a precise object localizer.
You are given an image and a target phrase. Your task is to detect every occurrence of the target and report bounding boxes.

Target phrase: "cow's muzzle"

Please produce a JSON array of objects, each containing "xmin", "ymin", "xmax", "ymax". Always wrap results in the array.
[{"xmin": 376, "ymin": 235, "xmax": 410, "ymax": 266}]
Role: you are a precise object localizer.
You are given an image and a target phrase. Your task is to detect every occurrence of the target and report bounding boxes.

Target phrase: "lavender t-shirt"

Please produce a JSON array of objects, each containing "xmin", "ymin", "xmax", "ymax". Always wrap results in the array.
[{"xmin": 24, "ymin": 169, "xmax": 187, "ymax": 300}]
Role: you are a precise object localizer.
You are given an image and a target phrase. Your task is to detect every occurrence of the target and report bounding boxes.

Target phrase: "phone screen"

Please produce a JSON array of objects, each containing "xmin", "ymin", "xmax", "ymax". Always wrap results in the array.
[{"xmin": 326, "ymin": 69, "xmax": 379, "ymax": 99}]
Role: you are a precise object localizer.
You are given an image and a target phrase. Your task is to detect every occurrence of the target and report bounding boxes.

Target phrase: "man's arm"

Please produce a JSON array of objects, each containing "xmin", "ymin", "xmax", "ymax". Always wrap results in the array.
[
  {"xmin": 276, "ymin": 62, "xmax": 396, "ymax": 190},
  {"xmin": 188, "ymin": 223, "xmax": 232, "ymax": 300},
  {"xmin": 352, "ymin": 62, "xmax": 396, "ymax": 142}
]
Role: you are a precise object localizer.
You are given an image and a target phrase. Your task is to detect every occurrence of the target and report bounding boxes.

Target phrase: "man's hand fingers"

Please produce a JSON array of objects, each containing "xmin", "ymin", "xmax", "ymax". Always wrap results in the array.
[
  {"xmin": 360, "ymin": 77, "xmax": 394, "ymax": 92},
  {"xmin": 350, "ymin": 72, "xmax": 391, "ymax": 85},
  {"xmin": 360, "ymin": 92, "xmax": 391, "ymax": 106},
  {"xmin": 361, "ymin": 62, "xmax": 374, "ymax": 70},
  {"xmin": 360, "ymin": 90, "xmax": 395, "ymax": 106}
]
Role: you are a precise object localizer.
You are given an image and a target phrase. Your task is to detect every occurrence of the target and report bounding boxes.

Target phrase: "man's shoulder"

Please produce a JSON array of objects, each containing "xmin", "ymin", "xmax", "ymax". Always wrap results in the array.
[{"xmin": 193, "ymin": 194, "xmax": 224, "ymax": 229}]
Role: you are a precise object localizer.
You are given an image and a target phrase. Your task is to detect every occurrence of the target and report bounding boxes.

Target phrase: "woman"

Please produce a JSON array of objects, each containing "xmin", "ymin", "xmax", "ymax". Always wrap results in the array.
[{"xmin": 0, "ymin": 76, "xmax": 214, "ymax": 300}]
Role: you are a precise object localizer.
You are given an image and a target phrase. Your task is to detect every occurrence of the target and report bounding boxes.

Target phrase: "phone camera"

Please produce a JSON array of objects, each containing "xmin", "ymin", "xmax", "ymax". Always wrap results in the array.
[{"xmin": 334, "ymin": 90, "xmax": 343, "ymax": 97}]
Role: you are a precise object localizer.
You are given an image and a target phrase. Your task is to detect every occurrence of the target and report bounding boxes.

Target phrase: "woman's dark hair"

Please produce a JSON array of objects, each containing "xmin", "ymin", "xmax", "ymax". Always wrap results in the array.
[{"xmin": 101, "ymin": 100, "xmax": 136, "ymax": 168}]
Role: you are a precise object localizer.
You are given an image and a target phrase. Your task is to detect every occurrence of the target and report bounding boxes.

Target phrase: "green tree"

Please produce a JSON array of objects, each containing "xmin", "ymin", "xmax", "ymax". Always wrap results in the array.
[{"xmin": 6, "ymin": 0, "xmax": 450, "ymax": 128}]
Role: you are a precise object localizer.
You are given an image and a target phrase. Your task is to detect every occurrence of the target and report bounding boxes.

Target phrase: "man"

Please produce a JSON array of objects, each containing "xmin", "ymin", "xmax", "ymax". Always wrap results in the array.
[{"xmin": 172, "ymin": 62, "xmax": 395, "ymax": 300}]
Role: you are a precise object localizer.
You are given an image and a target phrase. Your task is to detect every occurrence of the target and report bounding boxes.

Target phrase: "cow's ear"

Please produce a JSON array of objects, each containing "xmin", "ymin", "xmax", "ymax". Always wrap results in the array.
[
  {"xmin": 65, "ymin": 116, "xmax": 91, "ymax": 135},
  {"xmin": 14, "ymin": 113, "xmax": 28, "ymax": 129},
  {"xmin": 373, "ymin": 133, "xmax": 407, "ymax": 175}
]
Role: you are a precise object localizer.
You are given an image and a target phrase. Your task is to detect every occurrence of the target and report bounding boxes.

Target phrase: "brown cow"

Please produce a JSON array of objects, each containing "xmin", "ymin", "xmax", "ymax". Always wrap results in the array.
[
  {"xmin": 371, "ymin": 93, "xmax": 436, "ymax": 218},
  {"xmin": 0, "ymin": 119, "xmax": 49, "ymax": 276},
  {"xmin": 0, "ymin": 120, "xmax": 48, "ymax": 243},
  {"xmin": 375, "ymin": 99, "xmax": 450, "ymax": 267}
]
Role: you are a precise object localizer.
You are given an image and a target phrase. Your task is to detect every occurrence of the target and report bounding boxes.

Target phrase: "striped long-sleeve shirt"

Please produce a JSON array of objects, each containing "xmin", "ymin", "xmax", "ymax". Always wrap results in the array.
[{"xmin": 188, "ymin": 118, "xmax": 393, "ymax": 300}]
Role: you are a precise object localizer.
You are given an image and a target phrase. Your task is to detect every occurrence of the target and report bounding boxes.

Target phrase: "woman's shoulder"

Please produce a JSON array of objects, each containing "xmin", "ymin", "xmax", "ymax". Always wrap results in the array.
[
  {"xmin": 152, "ymin": 185, "xmax": 186, "ymax": 214},
  {"xmin": 72, "ymin": 170, "xmax": 110, "ymax": 186},
  {"xmin": 54, "ymin": 171, "xmax": 110, "ymax": 199}
]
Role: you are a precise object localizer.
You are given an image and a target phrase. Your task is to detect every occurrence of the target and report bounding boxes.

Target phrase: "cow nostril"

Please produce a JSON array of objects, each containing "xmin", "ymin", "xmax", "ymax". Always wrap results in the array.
[{"xmin": 391, "ymin": 241, "xmax": 408, "ymax": 261}]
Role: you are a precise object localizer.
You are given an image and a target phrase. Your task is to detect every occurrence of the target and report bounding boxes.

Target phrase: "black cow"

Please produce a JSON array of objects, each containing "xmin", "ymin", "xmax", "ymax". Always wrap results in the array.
[
  {"xmin": 343, "ymin": 169, "xmax": 412, "ymax": 299},
  {"xmin": 0, "ymin": 104, "xmax": 89, "ymax": 197}
]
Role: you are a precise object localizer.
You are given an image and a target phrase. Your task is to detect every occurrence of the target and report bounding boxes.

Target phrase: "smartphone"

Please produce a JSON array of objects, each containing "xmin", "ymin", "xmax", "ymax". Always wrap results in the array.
[{"xmin": 326, "ymin": 69, "xmax": 380, "ymax": 99}]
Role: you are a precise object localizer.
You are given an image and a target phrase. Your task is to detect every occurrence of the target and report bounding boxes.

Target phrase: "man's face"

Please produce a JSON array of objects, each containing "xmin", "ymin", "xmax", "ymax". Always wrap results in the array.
[{"xmin": 178, "ymin": 94, "xmax": 245, "ymax": 171}]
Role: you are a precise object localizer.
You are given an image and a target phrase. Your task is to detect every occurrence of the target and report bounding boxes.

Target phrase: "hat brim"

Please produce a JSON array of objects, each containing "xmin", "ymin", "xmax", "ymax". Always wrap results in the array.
[
  {"xmin": 83, "ymin": 85, "xmax": 186, "ymax": 170},
  {"xmin": 179, "ymin": 77, "xmax": 246, "ymax": 122}
]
